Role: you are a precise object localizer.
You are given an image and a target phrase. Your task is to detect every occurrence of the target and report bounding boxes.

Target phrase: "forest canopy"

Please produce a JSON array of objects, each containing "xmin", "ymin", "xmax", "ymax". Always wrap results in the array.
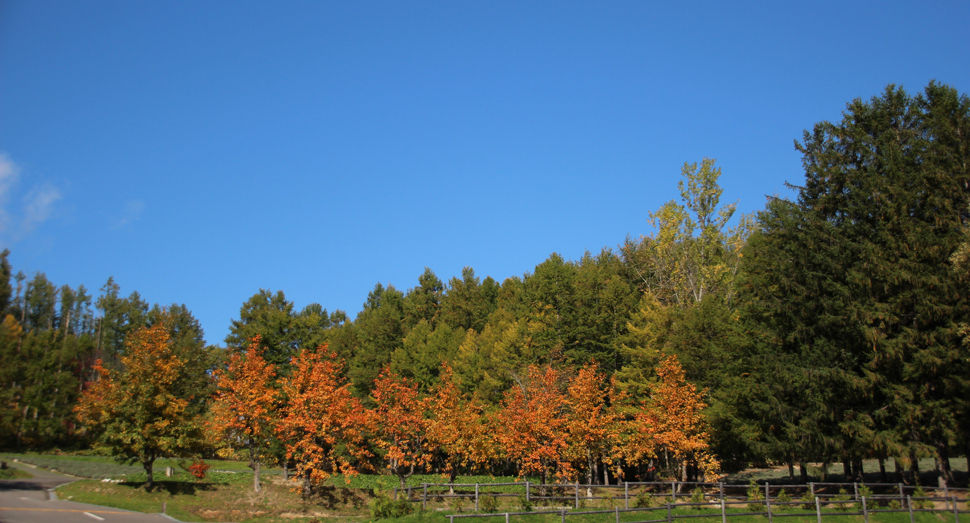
[{"xmin": 2, "ymin": 81, "xmax": 968, "ymax": 490}]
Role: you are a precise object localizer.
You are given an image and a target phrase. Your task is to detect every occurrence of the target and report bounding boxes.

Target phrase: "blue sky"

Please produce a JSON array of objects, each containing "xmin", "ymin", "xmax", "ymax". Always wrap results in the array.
[{"xmin": 1, "ymin": 1, "xmax": 968, "ymax": 345}]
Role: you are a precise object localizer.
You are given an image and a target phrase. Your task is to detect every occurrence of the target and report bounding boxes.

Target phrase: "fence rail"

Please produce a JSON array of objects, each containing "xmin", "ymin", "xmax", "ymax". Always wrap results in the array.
[
  {"xmin": 443, "ymin": 495, "xmax": 966, "ymax": 523},
  {"xmin": 396, "ymin": 480, "xmax": 968, "ymax": 512}
]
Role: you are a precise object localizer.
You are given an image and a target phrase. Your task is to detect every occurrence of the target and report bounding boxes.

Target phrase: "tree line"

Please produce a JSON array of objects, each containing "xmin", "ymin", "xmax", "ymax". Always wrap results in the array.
[{"xmin": 3, "ymin": 81, "xmax": 969, "ymax": 489}]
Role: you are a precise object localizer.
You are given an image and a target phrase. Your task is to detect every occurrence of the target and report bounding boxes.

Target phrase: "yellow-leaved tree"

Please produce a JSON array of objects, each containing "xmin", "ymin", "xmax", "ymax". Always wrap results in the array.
[{"xmin": 75, "ymin": 322, "xmax": 207, "ymax": 490}]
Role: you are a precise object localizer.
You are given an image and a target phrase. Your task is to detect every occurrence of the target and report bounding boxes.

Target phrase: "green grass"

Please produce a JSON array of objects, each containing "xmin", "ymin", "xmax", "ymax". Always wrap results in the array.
[
  {"xmin": 361, "ymin": 506, "xmax": 965, "ymax": 523},
  {"xmin": 0, "ymin": 465, "xmax": 33, "ymax": 479},
  {"xmin": 724, "ymin": 458, "xmax": 968, "ymax": 485},
  {"xmin": 0, "ymin": 452, "xmax": 274, "ymax": 480}
]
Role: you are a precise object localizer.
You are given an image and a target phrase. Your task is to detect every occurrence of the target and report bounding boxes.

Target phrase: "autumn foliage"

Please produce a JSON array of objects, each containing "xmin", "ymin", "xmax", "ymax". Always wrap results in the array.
[
  {"xmin": 495, "ymin": 365, "xmax": 571, "ymax": 484},
  {"xmin": 625, "ymin": 354, "xmax": 718, "ymax": 480},
  {"xmin": 427, "ymin": 363, "xmax": 495, "ymax": 484},
  {"xmin": 210, "ymin": 336, "xmax": 278, "ymax": 492},
  {"xmin": 277, "ymin": 345, "xmax": 369, "ymax": 494},
  {"xmin": 75, "ymin": 322, "xmax": 206, "ymax": 490},
  {"xmin": 372, "ymin": 366, "xmax": 434, "ymax": 488}
]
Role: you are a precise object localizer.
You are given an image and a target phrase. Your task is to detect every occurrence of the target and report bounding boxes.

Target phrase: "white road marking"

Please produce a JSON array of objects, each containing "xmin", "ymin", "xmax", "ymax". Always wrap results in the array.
[{"xmin": 84, "ymin": 512, "xmax": 105, "ymax": 520}]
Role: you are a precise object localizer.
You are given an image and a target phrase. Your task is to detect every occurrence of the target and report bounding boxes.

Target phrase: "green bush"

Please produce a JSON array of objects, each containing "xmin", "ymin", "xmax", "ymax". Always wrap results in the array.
[
  {"xmin": 747, "ymin": 481, "xmax": 764, "ymax": 512},
  {"xmin": 912, "ymin": 486, "xmax": 929, "ymax": 509},
  {"xmin": 888, "ymin": 499, "xmax": 902, "ymax": 510},
  {"xmin": 833, "ymin": 488, "xmax": 851, "ymax": 512},
  {"xmin": 516, "ymin": 494, "xmax": 533, "ymax": 512},
  {"xmin": 801, "ymin": 491, "xmax": 817, "ymax": 510},
  {"xmin": 634, "ymin": 491, "xmax": 654, "ymax": 508},
  {"xmin": 858, "ymin": 485, "xmax": 876, "ymax": 510},
  {"xmin": 690, "ymin": 487, "xmax": 706, "ymax": 507},
  {"xmin": 776, "ymin": 488, "xmax": 791, "ymax": 510},
  {"xmin": 479, "ymin": 494, "xmax": 500, "ymax": 513},
  {"xmin": 370, "ymin": 495, "xmax": 413, "ymax": 519}
]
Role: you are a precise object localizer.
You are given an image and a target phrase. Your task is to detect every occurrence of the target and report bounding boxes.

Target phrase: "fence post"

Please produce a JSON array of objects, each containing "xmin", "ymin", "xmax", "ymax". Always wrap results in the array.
[
  {"xmin": 952, "ymin": 496, "xmax": 960, "ymax": 523},
  {"xmin": 475, "ymin": 484, "xmax": 480, "ymax": 512},
  {"xmin": 907, "ymin": 496, "xmax": 914, "ymax": 523},
  {"xmin": 719, "ymin": 482, "xmax": 724, "ymax": 502},
  {"xmin": 667, "ymin": 502, "xmax": 672, "ymax": 523},
  {"xmin": 765, "ymin": 482, "xmax": 770, "ymax": 503},
  {"xmin": 862, "ymin": 496, "xmax": 868, "ymax": 523},
  {"xmin": 616, "ymin": 507, "xmax": 620, "ymax": 523},
  {"xmin": 853, "ymin": 482, "xmax": 858, "ymax": 501},
  {"xmin": 526, "ymin": 481, "xmax": 530, "ymax": 503},
  {"xmin": 575, "ymin": 482, "xmax": 580, "ymax": 509},
  {"xmin": 561, "ymin": 508, "xmax": 566, "ymax": 523},
  {"xmin": 766, "ymin": 488, "xmax": 773, "ymax": 523},
  {"xmin": 809, "ymin": 483, "xmax": 815, "ymax": 499},
  {"xmin": 625, "ymin": 482, "xmax": 629, "ymax": 509},
  {"xmin": 505, "ymin": 513, "xmax": 509, "ymax": 523},
  {"xmin": 671, "ymin": 481, "xmax": 677, "ymax": 501},
  {"xmin": 449, "ymin": 516, "xmax": 454, "ymax": 523},
  {"xmin": 394, "ymin": 487, "xmax": 398, "ymax": 501},
  {"xmin": 408, "ymin": 486, "xmax": 412, "ymax": 501},
  {"xmin": 721, "ymin": 497, "xmax": 727, "ymax": 523},
  {"xmin": 815, "ymin": 497, "xmax": 822, "ymax": 523},
  {"xmin": 898, "ymin": 483, "xmax": 905, "ymax": 506},
  {"xmin": 423, "ymin": 484, "xmax": 427, "ymax": 511}
]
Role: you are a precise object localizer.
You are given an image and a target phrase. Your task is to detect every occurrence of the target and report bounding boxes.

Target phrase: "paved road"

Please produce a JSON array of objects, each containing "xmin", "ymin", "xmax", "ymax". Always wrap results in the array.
[{"xmin": 0, "ymin": 462, "xmax": 174, "ymax": 523}]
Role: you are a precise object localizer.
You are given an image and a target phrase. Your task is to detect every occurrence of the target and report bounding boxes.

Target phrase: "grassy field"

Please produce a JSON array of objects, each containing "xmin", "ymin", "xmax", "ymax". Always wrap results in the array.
[{"xmin": 4, "ymin": 452, "xmax": 967, "ymax": 523}]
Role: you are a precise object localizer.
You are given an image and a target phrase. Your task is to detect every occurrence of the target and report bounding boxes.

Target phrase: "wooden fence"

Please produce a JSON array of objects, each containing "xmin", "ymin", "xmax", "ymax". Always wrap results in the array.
[
  {"xmin": 440, "ymin": 494, "xmax": 966, "ymax": 523},
  {"xmin": 394, "ymin": 480, "xmax": 969, "ymax": 512}
]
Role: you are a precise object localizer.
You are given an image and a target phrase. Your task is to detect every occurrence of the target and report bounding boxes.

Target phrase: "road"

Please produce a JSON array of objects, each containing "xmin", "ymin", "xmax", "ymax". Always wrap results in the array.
[{"xmin": 0, "ymin": 461, "xmax": 174, "ymax": 523}]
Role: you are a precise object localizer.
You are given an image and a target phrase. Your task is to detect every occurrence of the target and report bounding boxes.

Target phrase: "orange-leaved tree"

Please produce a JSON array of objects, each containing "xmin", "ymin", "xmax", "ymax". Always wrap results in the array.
[
  {"xmin": 211, "ymin": 336, "xmax": 278, "ymax": 492},
  {"xmin": 564, "ymin": 362, "xmax": 623, "ymax": 492},
  {"xmin": 427, "ymin": 363, "xmax": 496, "ymax": 489},
  {"xmin": 372, "ymin": 366, "xmax": 435, "ymax": 488},
  {"xmin": 641, "ymin": 354, "xmax": 718, "ymax": 480},
  {"xmin": 75, "ymin": 322, "xmax": 207, "ymax": 490},
  {"xmin": 277, "ymin": 345, "xmax": 369, "ymax": 496},
  {"xmin": 496, "ymin": 365, "xmax": 571, "ymax": 486}
]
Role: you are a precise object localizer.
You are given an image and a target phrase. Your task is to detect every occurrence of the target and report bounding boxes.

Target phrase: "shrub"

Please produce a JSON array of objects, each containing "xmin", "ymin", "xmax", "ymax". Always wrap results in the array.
[
  {"xmin": 776, "ymin": 488, "xmax": 791, "ymax": 510},
  {"xmin": 448, "ymin": 495, "xmax": 466, "ymax": 513},
  {"xmin": 516, "ymin": 495, "xmax": 533, "ymax": 512},
  {"xmin": 370, "ymin": 495, "xmax": 413, "ymax": 519},
  {"xmin": 479, "ymin": 494, "xmax": 500, "ymax": 513},
  {"xmin": 188, "ymin": 460, "xmax": 210, "ymax": 480},
  {"xmin": 857, "ymin": 485, "xmax": 876, "ymax": 510},
  {"xmin": 634, "ymin": 491, "xmax": 654, "ymax": 508},
  {"xmin": 747, "ymin": 481, "xmax": 764, "ymax": 512},
  {"xmin": 690, "ymin": 487, "xmax": 705, "ymax": 507},
  {"xmin": 912, "ymin": 486, "xmax": 929, "ymax": 509},
  {"xmin": 888, "ymin": 499, "xmax": 902, "ymax": 510},
  {"xmin": 800, "ymin": 491, "xmax": 816, "ymax": 510},
  {"xmin": 833, "ymin": 488, "xmax": 851, "ymax": 512},
  {"xmin": 602, "ymin": 491, "xmax": 616, "ymax": 508}
]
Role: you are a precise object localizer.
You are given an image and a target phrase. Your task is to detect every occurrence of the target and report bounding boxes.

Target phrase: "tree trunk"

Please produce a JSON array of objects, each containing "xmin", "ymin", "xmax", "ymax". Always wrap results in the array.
[
  {"xmin": 143, "ymin": 458, "xmax": 155, "ymax": 491},
  {"xmin": 894, "ymin": 457, "xmax": 902, "ymax": 483},
  {"xmin": 253, "ymin": 460, "xmax": 261, "ymax": 492},
  {"xmin": 879, "ymin": 458, "xmax": 887, "ymax": 483},
  {"xmin": 935, "ymin": 443, "xmax": 953, "ymax": 487},
  {"xmin": 853, "ymin": 458, "xmax": 864, "ymax": 482},
  {"xmin": 908, "ymin": 451, "xmax": 920, "ymax": 485},
  {"xmin": 800, "ymin": 463, "xmax": 808, "ymax": 483},
  {"xmin": 842, "ymin": 459, "xmax": 852, "ymax": 481},
  {"xmin": 788, "ymin": 462, "xmax": 795, "ymax": 481}
]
